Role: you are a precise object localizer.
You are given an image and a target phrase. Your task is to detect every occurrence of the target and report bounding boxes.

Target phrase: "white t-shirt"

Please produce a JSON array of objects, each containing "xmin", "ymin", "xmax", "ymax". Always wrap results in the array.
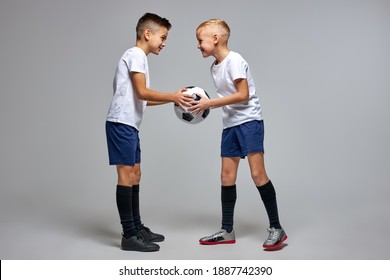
[
  {"xmin": 211, "ymin": 51, "xmax": 262, "ymax": 129},
  {"xmin": 106, "ymin": 47, "xmax": 148, "ymax": 130}
]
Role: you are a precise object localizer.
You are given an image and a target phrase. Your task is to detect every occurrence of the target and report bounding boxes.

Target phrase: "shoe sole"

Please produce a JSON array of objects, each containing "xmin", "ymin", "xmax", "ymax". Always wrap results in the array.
[
  {"xmin": 263, "ymin": 235, "xmax": 287, "ymax": 249},
  {"xmin": 199, "ymin": 240, "xmax": 236, "ymax": 245},
  {"xmin": 150, "ymin": 237, "xmax": 165, "ymax": 242},
  {"xmin": 121, "ymin": 246, "xmax": 160, "ymax": 252}
]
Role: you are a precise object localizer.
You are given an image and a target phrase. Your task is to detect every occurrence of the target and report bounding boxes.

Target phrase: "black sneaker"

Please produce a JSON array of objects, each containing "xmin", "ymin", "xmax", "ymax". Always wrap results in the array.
[
  {"xmin": 121, "ymin": 233, "xmax": 160, "ymax": 252},
  {"xmin": 136, "ymin": 224, "xmax": 165, "ymax": 242}
]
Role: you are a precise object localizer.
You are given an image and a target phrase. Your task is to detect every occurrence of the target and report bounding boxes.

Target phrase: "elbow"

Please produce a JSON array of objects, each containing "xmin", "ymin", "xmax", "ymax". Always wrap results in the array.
[
  {"xmin": 136, "ymin": 90, "xmax": 148, "ymax": 101},
  {"xmin": 240, "ymin": 93, "xmax": 249, "ymax": 103}
]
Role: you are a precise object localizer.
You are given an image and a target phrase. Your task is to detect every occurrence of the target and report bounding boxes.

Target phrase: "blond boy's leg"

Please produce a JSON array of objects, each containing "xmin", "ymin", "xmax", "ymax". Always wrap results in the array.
[
  {"xmin": 248, "ymin": 152, "xmax": 287, "ymax": 248},
  {"xmin": 221, "ymin": 157, "xmax": 240, "ymax": 186},
  {"xmin": 247, "ymin": 152, "xmax": 269, "ymax": 186},
  {"xmin": 199, "ymin": 157, "xmax": 240, "ymax": 245},
  {"xmin": 220, "ymin": 157, "xmax": 240, "ymax": 233}
]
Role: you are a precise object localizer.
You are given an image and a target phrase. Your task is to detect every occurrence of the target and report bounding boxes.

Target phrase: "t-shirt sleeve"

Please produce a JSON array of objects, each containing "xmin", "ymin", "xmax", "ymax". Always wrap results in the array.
[
  {"xmin": 228, "ymin": 54, "xmax": 248, "ymax": 81},
  {"xmin": 126, "ymin": 49, "xmax": 146, "ymax": 74}
]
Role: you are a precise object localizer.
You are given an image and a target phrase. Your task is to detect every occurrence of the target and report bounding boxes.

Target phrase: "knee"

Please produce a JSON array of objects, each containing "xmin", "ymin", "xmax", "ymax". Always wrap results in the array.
[
  {"xmin": 118, "ymin": 173, "xmax": 133, "ymax": 187},
  {"xmin": 117, "ymin": 166, "xmax": 134, "ymax": 186},
  {"xmin": 133, "ymin": 169, "xmax": 141, "ymax": 185},
  {"xmin": 251, "ymin": 170, "xmax": 268, "ymax": 186},
  {"xmin": 221, "ymin": 171, "xmax": 236, "ymax": 186}
]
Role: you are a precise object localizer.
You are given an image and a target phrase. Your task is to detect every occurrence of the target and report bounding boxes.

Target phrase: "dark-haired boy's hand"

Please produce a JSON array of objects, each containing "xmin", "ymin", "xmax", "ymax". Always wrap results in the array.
[{"xmin": 174, "ymin": 88, "xmax": 193, "ymax": 110}]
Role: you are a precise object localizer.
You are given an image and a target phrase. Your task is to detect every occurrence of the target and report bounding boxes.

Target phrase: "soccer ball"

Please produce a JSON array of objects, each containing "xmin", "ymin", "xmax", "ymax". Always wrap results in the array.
[{"xmin": 174, "ymin": 86, "xmax": 210, "ymax": 124}]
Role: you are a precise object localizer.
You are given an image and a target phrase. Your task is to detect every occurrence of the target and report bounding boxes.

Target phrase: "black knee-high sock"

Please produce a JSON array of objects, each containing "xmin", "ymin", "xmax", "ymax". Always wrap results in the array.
[
  {"xmin": 257, "ymin": 180, "xmax": 282, "ymax": 229},
  {"xmin": 132, "ymin": 184, "xmax": 142, "ymax": 229},
  {"xmin": 221, "ymin": 185, "xmax": 237, "ymax": 233},
  {"xmin": 116, "ymin": 185, "xmax": 136, "ymax": 238}
]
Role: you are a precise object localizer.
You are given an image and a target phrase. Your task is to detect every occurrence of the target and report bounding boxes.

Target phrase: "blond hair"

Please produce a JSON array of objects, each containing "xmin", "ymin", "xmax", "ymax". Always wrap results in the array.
[{"xmin": 196, "ymin": 19, "xmax": 230, "ymax": 41}]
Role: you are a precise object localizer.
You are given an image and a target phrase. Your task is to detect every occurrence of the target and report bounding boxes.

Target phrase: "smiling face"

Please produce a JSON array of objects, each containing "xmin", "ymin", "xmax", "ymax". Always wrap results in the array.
[
  {"xmin": 196, "ymin": 28, "xmax": 216, "ymax": 58},
  {"xmin": 146, "ymin": 26, "xmax": 169, "ymax": 55}
]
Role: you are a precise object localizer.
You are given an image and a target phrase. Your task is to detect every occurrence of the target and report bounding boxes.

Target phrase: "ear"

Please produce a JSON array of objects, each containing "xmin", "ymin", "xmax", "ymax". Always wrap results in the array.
[
  {"xmin": 144, "ymin": 29, "xmax": 152, "ymax": 41},
  {"xmin": 213, "ymin": 34, "xmax": 219, "ymax": 45}
]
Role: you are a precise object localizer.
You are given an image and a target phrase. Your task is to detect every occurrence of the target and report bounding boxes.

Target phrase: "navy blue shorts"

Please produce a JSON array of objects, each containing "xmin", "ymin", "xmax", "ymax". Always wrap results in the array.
[
  {"xmin": 105, "ymin": 121, "xmax": 141, "ymax": 166},
  {"xmin": 221, "ymin": 120, "xmax": 264, "ymax": 158}
]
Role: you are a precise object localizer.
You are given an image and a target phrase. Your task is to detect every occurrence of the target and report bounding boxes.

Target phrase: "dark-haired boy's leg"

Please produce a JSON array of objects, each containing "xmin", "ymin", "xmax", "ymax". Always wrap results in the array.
[
  {"xmin": 131, "ymin": 164, "xmax": 165, "ymax": 242},
  {"xmin": 116, "ymin": 165, "xmax": 159, "ymax": 252}
]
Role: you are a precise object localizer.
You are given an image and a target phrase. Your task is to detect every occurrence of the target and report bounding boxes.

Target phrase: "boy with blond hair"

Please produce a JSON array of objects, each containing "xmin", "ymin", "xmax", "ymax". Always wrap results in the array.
[
  {"xmin": 106, "ymin": 13, "xmax": 192, "ymax": 252},
  {"xmin": 190, "ymin": 19, "xmax": 287, "ymax": 249}
]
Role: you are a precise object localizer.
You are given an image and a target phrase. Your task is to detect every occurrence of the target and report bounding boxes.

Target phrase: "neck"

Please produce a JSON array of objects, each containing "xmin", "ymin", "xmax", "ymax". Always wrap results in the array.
[
  {"xmin": 135, "ymin": 41, "xmax": 149, "ymax": 55},
  {"xmin": 214, "ymin": 48, "xmax": 230, "ymax": 64}
]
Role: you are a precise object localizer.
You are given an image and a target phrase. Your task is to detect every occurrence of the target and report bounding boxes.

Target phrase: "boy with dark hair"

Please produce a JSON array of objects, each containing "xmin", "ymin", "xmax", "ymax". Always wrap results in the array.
[{"xmin": 106, "ymin": 13, "xmax": 192, "ymax": 252}]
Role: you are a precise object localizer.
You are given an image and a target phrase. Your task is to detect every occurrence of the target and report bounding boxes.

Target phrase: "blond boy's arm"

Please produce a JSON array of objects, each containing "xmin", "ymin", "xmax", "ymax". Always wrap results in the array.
[
  {"xmin": 189, "ymin": 78, "xmax": 249, "ymax": 114},
  {"xmin": 209, "ymin": 78, "xmax": 249, "ymax": 108}
]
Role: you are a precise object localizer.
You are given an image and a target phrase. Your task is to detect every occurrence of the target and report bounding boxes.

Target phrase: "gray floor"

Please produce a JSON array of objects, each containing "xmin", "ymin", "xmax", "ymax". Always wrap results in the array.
[{"xmin": 1, "ymin": 176, "xmax": 389, "ymax": 260}]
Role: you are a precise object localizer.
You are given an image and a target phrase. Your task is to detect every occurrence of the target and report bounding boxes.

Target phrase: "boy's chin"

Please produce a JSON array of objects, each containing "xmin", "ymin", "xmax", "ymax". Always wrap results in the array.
[{"xmin": 200, "ymin": 51, "xmax": 210, "ymax": 58}]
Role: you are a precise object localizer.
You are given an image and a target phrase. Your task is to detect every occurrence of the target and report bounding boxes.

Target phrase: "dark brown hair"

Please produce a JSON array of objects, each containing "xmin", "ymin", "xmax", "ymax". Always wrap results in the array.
[{"xmin": 136, "ymin": 13, "xmax": 172, "ymax": 40}]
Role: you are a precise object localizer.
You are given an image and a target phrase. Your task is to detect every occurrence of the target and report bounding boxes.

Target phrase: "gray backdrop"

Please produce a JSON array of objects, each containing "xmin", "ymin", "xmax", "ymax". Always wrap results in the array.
[{"xmin": 1, "ymin": 0, "xmax": 389, "ymax": 259}]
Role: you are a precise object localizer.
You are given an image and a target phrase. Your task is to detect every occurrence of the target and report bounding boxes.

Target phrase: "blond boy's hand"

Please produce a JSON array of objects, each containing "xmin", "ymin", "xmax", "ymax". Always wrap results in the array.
[{"xmin": 188, "ymin": 94, "xmax": 211, "ymax": 116}]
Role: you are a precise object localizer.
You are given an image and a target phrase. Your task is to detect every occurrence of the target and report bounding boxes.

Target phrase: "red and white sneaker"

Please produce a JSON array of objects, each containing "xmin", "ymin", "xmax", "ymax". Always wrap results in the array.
[
  {"xmin": 263, "ymin": 227, "xmax": 287, "ymax": 249},
  {"xmin": 199, "ymin": 229, "xmax": 236, "ymax": 245}
]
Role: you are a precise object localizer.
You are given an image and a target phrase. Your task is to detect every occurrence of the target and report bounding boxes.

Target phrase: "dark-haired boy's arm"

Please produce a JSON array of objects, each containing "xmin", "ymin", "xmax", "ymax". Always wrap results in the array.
[
  {"xmin": 131, "ymin": 71, "xmax": 192, "ymax": 109},
  {"xmin": 147, "ymin": 101, "xmax": 169, "ymax": 106}
]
